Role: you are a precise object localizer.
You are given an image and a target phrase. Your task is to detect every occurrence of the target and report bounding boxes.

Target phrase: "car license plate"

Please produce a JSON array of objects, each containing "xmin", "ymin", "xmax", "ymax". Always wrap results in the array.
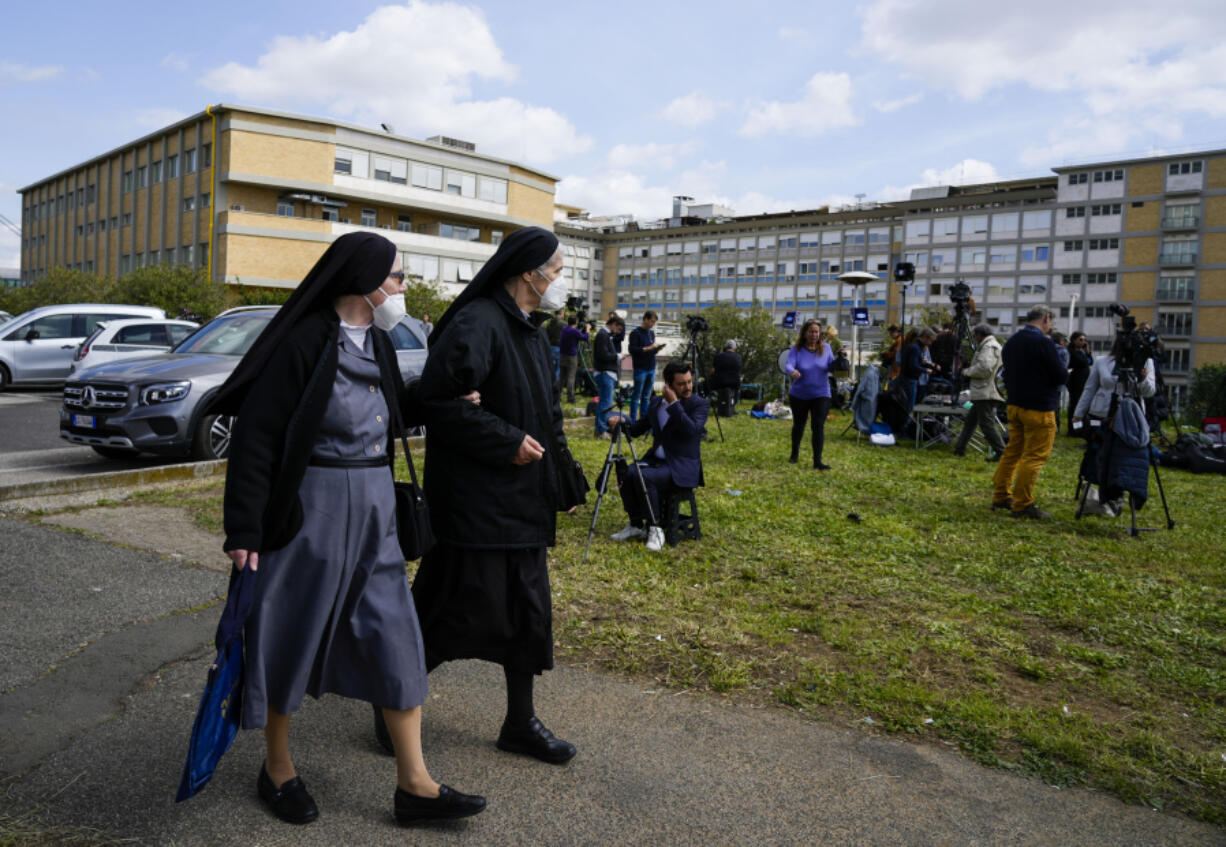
[{"xmin": 72, "ymin": 414, "xmax": 97, "ymax": 429}]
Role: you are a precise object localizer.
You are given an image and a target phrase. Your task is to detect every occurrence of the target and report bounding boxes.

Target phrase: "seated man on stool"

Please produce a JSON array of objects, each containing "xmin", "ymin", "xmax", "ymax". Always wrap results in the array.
[{"xmin": 606, "ymin": 361, "xmax": 708, "ymax": 551}]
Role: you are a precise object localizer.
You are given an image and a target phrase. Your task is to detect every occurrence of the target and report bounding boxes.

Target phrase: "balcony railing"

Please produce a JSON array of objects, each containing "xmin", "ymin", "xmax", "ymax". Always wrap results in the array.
[
  {"xmin": 1158, "ymin": 251, "xmax": 1197, "ymax": 267},
  {"xmin": 1156, "ymin": 323, "xmax": 1193, "ymax": 337},
  {"xmin": 1155, "ymin": 285, "xmax": 1195, "ymax": 301},
  {"xmin": 1161, "ymin": 214, "xmax": 1200, "ymax": 230}
]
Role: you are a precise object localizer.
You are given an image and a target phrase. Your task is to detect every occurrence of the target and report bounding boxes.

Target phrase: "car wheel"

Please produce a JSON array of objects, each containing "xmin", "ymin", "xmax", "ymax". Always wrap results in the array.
[
  {"xmin": 91, "ymin": 445, "xmax": 138, "ymax": 459},
  {"xmin": 0, "ymin": 363, "xmax": 10, "ymax": 391},
  {"xmin": 192, "ymin": 413, "xmax": 235, "ymax": 460}
]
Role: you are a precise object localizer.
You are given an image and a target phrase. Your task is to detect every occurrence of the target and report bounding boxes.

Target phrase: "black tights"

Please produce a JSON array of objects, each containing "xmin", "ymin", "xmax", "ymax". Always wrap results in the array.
[
  {"xmin": 504, "ymin": 667, "xmax": 535, "ymax": 726},
  {"xmin": 789, "ymin": 395, "xmax": 831, "ymax": 465}
]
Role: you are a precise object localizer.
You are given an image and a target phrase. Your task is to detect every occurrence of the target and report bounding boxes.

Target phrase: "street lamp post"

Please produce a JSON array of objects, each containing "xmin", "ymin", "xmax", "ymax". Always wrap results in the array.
[{"xmin": 837, "ymin": 270, "xmax": 879, "ymax": 374}]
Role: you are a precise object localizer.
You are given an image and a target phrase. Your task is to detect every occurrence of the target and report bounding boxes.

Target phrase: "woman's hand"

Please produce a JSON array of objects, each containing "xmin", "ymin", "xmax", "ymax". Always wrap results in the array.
[
  {"xmin": 228, "ymin": 549, "xmax": 259, "ymax": 572},
  {"xmin": 790, "ymin": 369, "xmax": 802, "ymax": 380},
  {"xmin": 513, "ymin": 434, "xmax": 545, "ymax": 465},
  {"xmin": 461, "ymin": 390, "xmax": 481, "ymax": 405}
]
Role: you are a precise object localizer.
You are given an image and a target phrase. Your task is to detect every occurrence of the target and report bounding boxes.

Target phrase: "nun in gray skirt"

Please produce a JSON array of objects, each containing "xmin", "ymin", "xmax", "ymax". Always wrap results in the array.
[{"xmin": 212, "ymin": 231, "xmax": 485, "ymax": 826}]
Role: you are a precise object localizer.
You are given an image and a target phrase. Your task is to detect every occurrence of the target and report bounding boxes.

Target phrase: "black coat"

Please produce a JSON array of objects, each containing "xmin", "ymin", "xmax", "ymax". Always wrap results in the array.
[
  {"xmin": 418, "ymin": 288, "xmax": 566, "ymax": 549},
  {"xmin": 222, "ymin": 310, "xmax": 410, "ymax": 554}
]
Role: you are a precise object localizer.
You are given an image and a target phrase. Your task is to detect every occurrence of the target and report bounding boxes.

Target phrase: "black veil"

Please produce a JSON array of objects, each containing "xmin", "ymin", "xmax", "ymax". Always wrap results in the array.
[
  {"xmin": 211, "ymin": 231, "xmax": 397, "ymax": 415},
  {"xmin": 429, "ymin": 226, "xmax": 559, "ymax": 344}
]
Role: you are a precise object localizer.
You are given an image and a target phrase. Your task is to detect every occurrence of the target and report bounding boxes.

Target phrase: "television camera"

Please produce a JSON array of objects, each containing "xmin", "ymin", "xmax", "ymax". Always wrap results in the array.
[
  {"xmin": 1108, "ymin": 303, "xmax": 1163, "ymax": 372},
  {"xmin": 566, "ymin": 294, "xmax": 589, "ymax": 325},
  {"xmin": 685, "ymin": 314, "xmax": 709, "ymax": 336}
]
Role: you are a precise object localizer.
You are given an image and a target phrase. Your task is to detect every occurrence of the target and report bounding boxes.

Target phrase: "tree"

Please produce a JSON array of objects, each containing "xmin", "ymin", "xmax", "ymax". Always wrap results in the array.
[
  {"xmin": 228, "ymin": 281, "xmax": 295, "ymax": 308},
  {"xmin": 403, "ymin": 277, "xmax": 453, "ymax": 324},
  {"xmin": 1187, "ymin": 362, "xmax": 1226, "ymax": 420},
  {"xmin": 917, "ymin": 305, "xmax": 953, "ymax": 330},
  {"xmin": 692, "ymin": 302, "xmax": 792, "ymax": 389},
  {"xmin": 0, "ymin": 267, "xmax": 111, "ymax": 315},
  {"xmin": 110, "ymin": 265, "xmax": 229, "ymax": 321}
]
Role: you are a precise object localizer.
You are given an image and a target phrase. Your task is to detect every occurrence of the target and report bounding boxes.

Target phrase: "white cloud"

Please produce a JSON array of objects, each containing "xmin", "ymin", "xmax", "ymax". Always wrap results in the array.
[
  {"xmin": 1018, "ymin": 116, "xmax": 1182, "ymax": 168},
  {"xmin": 873, "ymin": 92, "xmax": 923, "ymax": 113},
  {"xmin": 607, "ymin": 141, "xmax": 699, "ymax": 171},
  {"xmin": 860, "ymin": 0, "xmax": 1226, "ymax": 116},
  {"xmin": 777, "ymin": 27, "xmax": 813, "ymax": 46},
  {"xmin": 660, "ymin": 92, "xmax": 726, "ymax": 128},
  {"xmin": 161, "ymin": 53, "xmax": 189, "ymax": 72},
  {"xmin": 201, "ymin": 1, "xmax": 590, "ymax": 164},
  {"xmin": 135, "ymin": 108, "xmax": 190, "ymax": 130},
  {"xmin": 0, "ymin": 61, "xmax": 63, "ymax": 83},
  {"xmin": 739, "ymin": 72, "xmax": 858, "ymax": 137},
  {"xmin": 558, "ymin": 160, "xmax": 836, "ymax": 221},
  {"xmin": 877, "ymin": 158, "xmax": 1002, "ymax": 201}
]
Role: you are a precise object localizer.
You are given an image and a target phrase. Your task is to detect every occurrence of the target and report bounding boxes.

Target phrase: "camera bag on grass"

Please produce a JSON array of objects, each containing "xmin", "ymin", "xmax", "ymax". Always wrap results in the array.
[{"xmin": 388, "ymin": 395, "xmax": 435, "ymax": 560}]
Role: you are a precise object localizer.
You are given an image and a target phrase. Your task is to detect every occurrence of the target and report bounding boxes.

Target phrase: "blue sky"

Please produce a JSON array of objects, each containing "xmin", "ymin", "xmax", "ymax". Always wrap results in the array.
[{"xmin": 5, "ymin": 0, "xmax": 1226, "ymax": 269}]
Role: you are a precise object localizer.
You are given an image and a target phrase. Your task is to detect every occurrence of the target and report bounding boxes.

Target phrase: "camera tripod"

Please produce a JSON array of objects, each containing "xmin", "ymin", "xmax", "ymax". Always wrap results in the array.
[
  {"xmin": 572, "ymin": 327, "xmax": 599, "ymax": 398},
  {"xmin": 681, "ymin": 332, "xmax": 724, "ymax": 442},
  {"xmin": 1074, "ymin": 366, "xmax": 1175, "ymax": 536},
  {"xmin": 583, "ymin": 401, "xmax": 657, "ymax": 563}
]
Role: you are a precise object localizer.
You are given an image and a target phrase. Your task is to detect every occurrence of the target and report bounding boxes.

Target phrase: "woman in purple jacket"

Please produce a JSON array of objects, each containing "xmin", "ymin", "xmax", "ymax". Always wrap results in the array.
[{"xmin": 785, "ymin": 319, "xmax": 835, "ymax": 469}]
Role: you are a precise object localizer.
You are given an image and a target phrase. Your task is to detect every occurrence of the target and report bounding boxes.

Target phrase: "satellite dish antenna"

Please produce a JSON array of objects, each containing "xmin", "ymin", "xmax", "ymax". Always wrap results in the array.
[{"xmin": 380, "ymin": 123, "xmax": 395, "ymax": 134}]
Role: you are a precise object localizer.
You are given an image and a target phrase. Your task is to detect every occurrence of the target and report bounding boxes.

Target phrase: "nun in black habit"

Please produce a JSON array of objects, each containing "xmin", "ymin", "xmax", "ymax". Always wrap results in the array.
[
  {"xmin": 377, "ymin": 226, "xmax": 578, "ymax": 765},
  {"xmin": 215, "ymin": 231, "xmax": 485, "ymax": 825}
]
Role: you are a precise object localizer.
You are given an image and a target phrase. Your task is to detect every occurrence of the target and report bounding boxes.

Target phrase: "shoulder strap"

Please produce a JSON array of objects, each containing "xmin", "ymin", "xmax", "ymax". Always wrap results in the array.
[{"xmin": 384, "ymin": 376, "xmax": 422, "ymax": 491}]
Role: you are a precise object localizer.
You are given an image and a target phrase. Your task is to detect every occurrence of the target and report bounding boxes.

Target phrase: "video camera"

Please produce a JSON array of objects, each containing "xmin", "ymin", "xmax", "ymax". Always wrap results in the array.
[
  {"xmin": 948, "ymin": 280, "xmax": 971, "ymax": 307},
  {"xmin": 685, "ymin": 314, "xmax": 709, "ymax": 335},
  {"xmin": 1109, "ymin": 303, "xmax": 1162, "ymax": 371},
  {"xmin": 566, "ymin": 294, "xmax": 589, "ymax": 324}
]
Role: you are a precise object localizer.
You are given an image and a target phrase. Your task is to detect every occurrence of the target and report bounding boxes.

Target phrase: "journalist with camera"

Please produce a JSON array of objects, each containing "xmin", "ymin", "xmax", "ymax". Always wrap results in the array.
[
  {"xmin": 1072, "ymin": 306, "xmax": 1157, "ymax": 430},
  {"xmin": 707, "ymin": 339, "xmax": 743, "ymax": 417},
  {"xmin": 628, "ymin": 311, "xmax": 666, "ymax": 421},
  {"xmin": 605, "ymin": 361, "xmax": 709, "ymax": 552}
]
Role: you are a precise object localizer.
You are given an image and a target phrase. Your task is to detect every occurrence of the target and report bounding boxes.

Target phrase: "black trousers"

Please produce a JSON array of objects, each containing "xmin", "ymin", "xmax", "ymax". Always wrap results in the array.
[{"xmin": 789, "ymin": 395, "xmax": 831, "ymax": 465}]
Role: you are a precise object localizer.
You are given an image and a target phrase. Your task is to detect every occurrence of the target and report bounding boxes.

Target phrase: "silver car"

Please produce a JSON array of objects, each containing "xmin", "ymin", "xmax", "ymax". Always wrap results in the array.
[
  {"xmin": 1, "ymin": 303, "xmax": 166, "ymax": 389},
  {"xmin": 69, "ymin": 318, "xmax": 200, "ymax": 375},
  {"xmin": 60, "ymin": 309, "xmax": 429, "ymax": 460}
]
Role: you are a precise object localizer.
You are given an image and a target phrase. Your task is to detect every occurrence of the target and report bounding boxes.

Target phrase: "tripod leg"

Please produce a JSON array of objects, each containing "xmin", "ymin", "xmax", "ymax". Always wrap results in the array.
[
  {"xmin": 1148, "ymin": 451, "xmax": 1177, "ymax": 530},
  {"xmin": 583, "ymin": 431, "xmax": 624, "ymax": 563},
  {"xmin": 622, "ymin": 429, "xmax": 658, "ymax": 527}
]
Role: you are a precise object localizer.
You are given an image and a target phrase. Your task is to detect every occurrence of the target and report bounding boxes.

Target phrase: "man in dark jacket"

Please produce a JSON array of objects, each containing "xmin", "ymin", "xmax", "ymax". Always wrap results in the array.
[
  {"xmin": 592, "ymin": 314, "xmax": 625, "ymax": 437},
  {"xmin": 628, "ymin": 311, "xmax": 665, "ymax": 421},
  {"xmin": 606, "ymin": 361, "xmax": 708, "ymax": 552},
  {"xmin": 992, "ymin": 305, "xmax": 1068, "ymax": 519},
  {"xmin": 406, "ymin": 227, "xmax": 578, "ymax": 765},
  {"xmin": 708, "ymin": 339, "xmax": 743, "ymax": 416},
  {"xmin": 558, "ymin": 315, "xmax": 589, "ymax": 404}
]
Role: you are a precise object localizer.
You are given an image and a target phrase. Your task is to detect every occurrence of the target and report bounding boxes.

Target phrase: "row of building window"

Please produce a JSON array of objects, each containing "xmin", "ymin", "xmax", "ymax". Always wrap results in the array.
[
  {"xmin": 1066, "ymin": 168, "xmax": 1125, "ymax": 185},
  {"xmin": 334, "ymin": 147, "xmax": 509, "ymax": 203}
]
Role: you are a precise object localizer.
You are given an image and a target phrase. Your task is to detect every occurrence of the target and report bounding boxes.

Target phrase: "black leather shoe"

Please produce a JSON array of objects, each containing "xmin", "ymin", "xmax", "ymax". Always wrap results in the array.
[
  {"xmin": 814, "ymin": 462, "xmax": 832, "ymax": 470},
  {"xmin": 257, "ymin": 766, "xmax": 319, "ymax": 824},
  {"xmin": 394, "ymin": 784, "xmax": 487, "ymax": 823},
  {"xmin": 372, "ymin": 703, "xmax": 395, "ymax": 756},
  {"xmin": 496, "ymin": 716, "xmax": 576, "ymax": 764}
]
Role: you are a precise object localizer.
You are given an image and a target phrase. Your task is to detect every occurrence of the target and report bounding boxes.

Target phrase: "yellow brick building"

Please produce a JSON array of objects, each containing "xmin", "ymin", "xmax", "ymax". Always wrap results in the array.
[{"xmin": 19, "ymin": 104, "xmax": 558, "ymax": 290}]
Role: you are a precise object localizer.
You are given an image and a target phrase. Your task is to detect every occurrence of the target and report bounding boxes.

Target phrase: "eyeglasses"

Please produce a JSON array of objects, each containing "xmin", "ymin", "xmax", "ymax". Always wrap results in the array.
[{"xmin": 388, "ymin": 270, "xmax": 406, "ymax": 282}]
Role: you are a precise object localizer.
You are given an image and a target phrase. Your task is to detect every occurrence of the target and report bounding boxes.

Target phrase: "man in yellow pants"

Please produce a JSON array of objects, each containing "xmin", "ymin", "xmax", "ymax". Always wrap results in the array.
[{"xmin": 992, "ymin": 305, "xmax": 1068, "ymax": 519}]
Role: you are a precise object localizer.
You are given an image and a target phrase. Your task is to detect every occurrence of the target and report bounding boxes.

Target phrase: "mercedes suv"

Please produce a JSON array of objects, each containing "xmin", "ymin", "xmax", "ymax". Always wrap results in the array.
[{"xmin": 60, "ymin": 308, "xmax": 430, "ymax": 460}]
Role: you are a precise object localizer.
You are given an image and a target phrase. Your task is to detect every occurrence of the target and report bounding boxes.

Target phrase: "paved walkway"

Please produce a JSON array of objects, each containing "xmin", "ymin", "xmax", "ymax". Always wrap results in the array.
[{"xmin": 0, "ymin": 513, "xmax": 1222, "ymax": 846}]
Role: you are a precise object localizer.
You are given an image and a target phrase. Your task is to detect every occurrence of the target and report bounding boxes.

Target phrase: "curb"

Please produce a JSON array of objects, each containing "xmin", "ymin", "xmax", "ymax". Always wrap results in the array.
[{"xmin": 0, "ymin": 417, "xmax": 597, "ymax": 501}]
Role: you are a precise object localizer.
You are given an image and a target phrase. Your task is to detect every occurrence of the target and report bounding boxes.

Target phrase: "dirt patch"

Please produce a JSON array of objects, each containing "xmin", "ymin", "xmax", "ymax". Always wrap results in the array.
[{"xmin": 42, "ymin": 505, "xmax": 227, "ymax": 572}]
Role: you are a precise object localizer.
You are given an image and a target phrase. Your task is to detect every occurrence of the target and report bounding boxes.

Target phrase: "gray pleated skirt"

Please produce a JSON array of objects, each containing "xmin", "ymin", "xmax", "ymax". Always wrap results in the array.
[{"xmin": 241, "ymin": 465, "xmax": 427, "ymax": 728}]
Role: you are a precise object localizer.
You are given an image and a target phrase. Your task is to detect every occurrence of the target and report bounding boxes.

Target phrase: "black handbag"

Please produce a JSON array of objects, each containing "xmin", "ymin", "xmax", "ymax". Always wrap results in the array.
[
  {"xmin": 388, "ymin": 397, "xmax": 435, "ymax": 561},
  {"xmin": 553, "ymin": 441, "xmax": 590, "ymax": 511}
]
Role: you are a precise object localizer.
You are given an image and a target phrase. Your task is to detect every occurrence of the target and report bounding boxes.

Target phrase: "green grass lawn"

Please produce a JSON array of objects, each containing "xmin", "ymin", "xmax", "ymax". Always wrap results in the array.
[
  {"xmin": 119, "ymin": 407, "xmax": 1225, "ymax": 822},
  {"xmin": 551, "ymin": 408, "xmax": 1226, "ymax": 823}
]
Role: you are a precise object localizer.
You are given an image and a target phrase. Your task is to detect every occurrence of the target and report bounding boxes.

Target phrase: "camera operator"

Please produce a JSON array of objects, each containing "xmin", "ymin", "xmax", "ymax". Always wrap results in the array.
[
  {"xmin": 592, "ymin": 314, "xmax": 626, "ymax": 439},
  {"xmin": 605, "ymin": 361, "xmax": 708, "ymax": 552},
  {"xmin": 628, "ymin": 311, "xmax": 666, "ymax": 421},
  {"xmin": 952, "ymin": 324, "xmax": 1006, "ymax": 460},
  {"xmin": 558, "ymin": 315, "xmax": 589, "ymax": 404},
  {"xmin": 707, "ymin": 339, "xmax": 743, "ymax": 416},
  {"xmin": 1071, "ymin": 335, "xmax": 1156, "ymax": 429}
]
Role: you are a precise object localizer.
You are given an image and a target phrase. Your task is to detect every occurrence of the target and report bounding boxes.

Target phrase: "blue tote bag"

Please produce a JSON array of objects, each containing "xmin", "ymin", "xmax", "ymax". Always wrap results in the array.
[{"xmin": 175, "ymin": 566, "xmax": 257, "ymax": 802}]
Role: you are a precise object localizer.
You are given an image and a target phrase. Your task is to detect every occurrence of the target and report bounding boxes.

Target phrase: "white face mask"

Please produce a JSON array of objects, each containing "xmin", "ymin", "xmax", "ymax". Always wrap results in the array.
[
  {"xmin": 364, "ymin": 291, "xmax": 406, "ymax": 331},
  {"xmin": 531, "ymin": 268, "xmax": 568, "ymax": 312}
]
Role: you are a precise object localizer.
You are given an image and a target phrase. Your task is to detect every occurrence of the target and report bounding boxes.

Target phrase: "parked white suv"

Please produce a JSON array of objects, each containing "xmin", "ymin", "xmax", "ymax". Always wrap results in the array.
[
  {"xmin": 70, "ymin": 318, "xmax": 200, "ymax": 375},
  {"xmin": 0, "ymin": 303, "xmax": 166, "ymax": 388}
]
